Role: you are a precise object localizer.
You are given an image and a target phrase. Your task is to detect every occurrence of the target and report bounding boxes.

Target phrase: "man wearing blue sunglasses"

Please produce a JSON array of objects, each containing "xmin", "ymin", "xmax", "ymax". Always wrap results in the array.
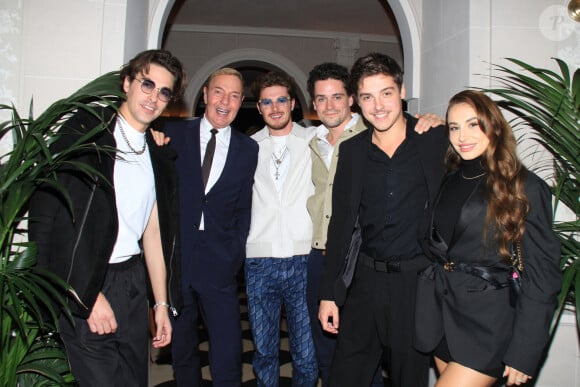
[{"xmin": 245, "ymin": 71, "xmax": 318, "ymax": 386}]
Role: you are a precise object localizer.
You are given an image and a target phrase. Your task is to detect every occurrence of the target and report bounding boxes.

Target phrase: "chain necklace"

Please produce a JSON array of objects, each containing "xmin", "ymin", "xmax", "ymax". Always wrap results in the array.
[
  {"xmin": 271, "ymin": 146, "xmax": 288, "ymax": 180},
  {"xmin": 117, "ymin": 114, "xmax": 146, "ymax": 155},
  {"xmin": 461, "ymin": 171, "xmax": 486, "ymax": 180}
]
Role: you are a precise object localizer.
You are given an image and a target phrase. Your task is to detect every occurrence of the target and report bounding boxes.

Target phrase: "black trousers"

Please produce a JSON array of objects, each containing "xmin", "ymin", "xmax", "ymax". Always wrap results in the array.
[
  {"xmin": 308, "ymin": 249, "xmax": 384, "ymax": 387},
  {"xmin": 328, "ymin": 263, "xmax": 429, "ymax": 387},
  {"xmin": 60, "ymin": 256, "xmax": 149, "ymax": 387}
]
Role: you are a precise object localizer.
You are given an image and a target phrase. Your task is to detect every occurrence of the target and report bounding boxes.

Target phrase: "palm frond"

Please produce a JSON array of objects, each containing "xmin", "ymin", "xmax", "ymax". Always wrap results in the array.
[
  {"xmin": 0, "ymin": 71, "xmax": 123, "ymax": 385},
  {"xmin": 483, "ymin": 58, "xmax": 579, "ymax": 336}
]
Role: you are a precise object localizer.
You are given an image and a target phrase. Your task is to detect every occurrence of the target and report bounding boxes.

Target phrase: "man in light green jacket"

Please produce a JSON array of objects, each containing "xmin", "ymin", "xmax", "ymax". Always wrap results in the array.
[{"xmin": 305, "ymin": 63, "xmax": 380, "ymax": 387}]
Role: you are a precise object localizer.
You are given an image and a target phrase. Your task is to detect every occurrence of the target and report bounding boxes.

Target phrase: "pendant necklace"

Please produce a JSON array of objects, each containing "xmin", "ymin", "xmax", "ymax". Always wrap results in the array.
[
  {"xmin": 271, "ymin": 146, "xmax": 288, "ymax": 180},
  {"xmin": 117, "ymin": 114, "xmax": 146, "ymax": 155},
  {"xmin": 461, "ymin": 171, "xmax": 486, "ymax": 180}
]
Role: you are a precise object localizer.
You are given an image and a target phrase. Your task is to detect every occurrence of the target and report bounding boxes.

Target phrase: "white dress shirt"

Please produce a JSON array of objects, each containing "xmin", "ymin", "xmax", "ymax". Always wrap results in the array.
[{"xmin": 199, "ymin": 115, "xmax": 231, "ymax": 229}]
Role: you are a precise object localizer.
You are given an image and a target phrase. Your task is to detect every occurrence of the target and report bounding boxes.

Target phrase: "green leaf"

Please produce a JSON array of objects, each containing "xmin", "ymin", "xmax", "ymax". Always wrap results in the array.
[
  {"xmin": 1, "ymin": 70, "xmax": 123, "ymax": 385},
  {"xmin": 483, "ymin": 58, "xmax": 579, "ymax": 337}
]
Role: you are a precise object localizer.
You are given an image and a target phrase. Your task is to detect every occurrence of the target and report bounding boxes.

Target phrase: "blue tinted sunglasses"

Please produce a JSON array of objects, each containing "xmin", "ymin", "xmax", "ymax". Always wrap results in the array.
[{"xmin": 258, "ymin": 96, "xmax": 291, "ymax": 107}]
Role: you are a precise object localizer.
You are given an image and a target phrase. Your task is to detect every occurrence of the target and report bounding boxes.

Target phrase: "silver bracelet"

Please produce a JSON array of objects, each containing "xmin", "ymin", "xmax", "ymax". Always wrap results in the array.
[{"xmin": 153, "ymin": 301, "xmax": 170, "ymax": 310}]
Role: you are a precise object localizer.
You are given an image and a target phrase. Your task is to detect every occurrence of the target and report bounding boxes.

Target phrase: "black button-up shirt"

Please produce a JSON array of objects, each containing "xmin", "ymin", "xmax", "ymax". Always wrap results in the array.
[{"xmin": 359, "ymin": 127, "xmax": 427, "ymax": 260}]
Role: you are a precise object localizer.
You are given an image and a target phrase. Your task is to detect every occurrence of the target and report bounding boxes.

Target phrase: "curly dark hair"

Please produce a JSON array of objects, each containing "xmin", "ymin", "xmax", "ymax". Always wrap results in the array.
[
  {"xmin": 349, "ymin": 52, "xmax": 403, "ymax": 97},
  {"xmin": 307, "ymin": 63, "xmax": 350, "ymax": 99},
  {"xmin": 251, "ymin": 71, "xmax": 296, "ymax": 99},
  {"xmin": 119, "ymin": 49, "xmax": 187, "ymax": 101},
  {"xmin": 446, "ymin": 90, "xmax": 529, "ymax": 259}
]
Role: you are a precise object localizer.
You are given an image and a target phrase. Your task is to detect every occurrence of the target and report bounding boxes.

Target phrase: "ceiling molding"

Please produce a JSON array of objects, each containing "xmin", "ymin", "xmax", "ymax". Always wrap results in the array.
[{"xmin": 170, "ymin": 24, "xmax": 399, "ymax": 44}]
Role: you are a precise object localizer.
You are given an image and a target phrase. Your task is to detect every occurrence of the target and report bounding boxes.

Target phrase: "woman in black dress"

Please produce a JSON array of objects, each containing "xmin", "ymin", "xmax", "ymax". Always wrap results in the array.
[{"xmin": 415, "ymin": 90, "xmax": 561, "ymax": 386}]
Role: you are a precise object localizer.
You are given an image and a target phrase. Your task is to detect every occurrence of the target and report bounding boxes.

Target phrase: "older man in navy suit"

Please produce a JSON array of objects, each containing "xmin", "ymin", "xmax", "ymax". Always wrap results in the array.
[{"xmin": 165, "ymin": 68, "xmax": 258, "ymax": 387}]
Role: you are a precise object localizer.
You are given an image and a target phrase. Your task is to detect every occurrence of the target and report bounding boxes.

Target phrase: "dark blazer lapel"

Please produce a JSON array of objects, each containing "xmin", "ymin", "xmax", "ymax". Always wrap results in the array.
[
  {"xmin": 208, "ymin": 129, "xmax": 241, "ymax": 194},
  {"xmin": 347, "ymin": 130, "xmax": 370, "ymax": 219},
  {"xmin": 188, "ymin": 120, "xmax": 202, "ymax": 165},
  {"xmin": 101, "ymin": 110, "xmax": 118, "ymax": 179},
  {"xmin": 331, "ymin": 129, "xmax": 369, "ymax": 305},
  {"xmin": 187, "ymin": 120, "xmax": 203, "ymax": 189},
  {"xmin": 405, "ymin": 112, "xmax": 447, "ymax": 204},
  {"xmin": 428, "ymin": 176, "xmax": 451, "ymax": 259},
  {"xmin": 411, "ymin": 129, "xmax": 444, "ymax": 202},
  {"xmin": 450, "ymin": 179, "xmax": 486, "ymax": 247}
]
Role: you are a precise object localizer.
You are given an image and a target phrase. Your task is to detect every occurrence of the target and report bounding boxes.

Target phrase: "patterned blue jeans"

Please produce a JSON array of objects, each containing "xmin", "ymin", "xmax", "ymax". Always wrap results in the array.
[{"xmin": 245, "ymin": 255, "xmax": 318, "ymax": 387}]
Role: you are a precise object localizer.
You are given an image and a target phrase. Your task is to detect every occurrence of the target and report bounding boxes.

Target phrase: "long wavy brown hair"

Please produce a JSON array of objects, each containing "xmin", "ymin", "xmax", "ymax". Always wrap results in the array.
[{"xmin": 445, "ymin": 90, "xmax": 529, "ymax": 260}]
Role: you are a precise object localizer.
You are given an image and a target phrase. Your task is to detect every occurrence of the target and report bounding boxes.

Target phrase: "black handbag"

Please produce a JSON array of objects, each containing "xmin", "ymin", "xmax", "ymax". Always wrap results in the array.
[
  {"xmin": 341, "ymin": 218, "xmax": 361, "ymax": 289},
  {"xmin": 333, "ymin": 217, "xmax": 361, "ymax": 306},
  {"xmin": 508, "ymin": 241, "xmax": 524, "ymax": 307}
]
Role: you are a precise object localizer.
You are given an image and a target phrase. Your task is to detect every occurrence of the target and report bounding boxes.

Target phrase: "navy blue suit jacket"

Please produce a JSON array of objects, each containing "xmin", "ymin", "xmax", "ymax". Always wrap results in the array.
[{"xmin": 165, "ymin": 118, "xmax": 258, "ymax": 288}]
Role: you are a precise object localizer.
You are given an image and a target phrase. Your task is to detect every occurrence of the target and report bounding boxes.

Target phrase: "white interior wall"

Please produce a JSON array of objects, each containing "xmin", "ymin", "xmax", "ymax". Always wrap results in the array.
[
  {"xmin": 16, "ymin": 0, "xmax": 129, "ymax": 115},
  {"xmin": 419, "ymin": 0, "xmax": 578, "ymax": 115},
  {"xmin": 420, "ymin": 0, "xmax": 472, "ymax": 115},
  {"xmin": 1, "ymin": 0, "xmax": 129, "ymax": 153},
  {"xmin": 0, "ymin": 0, "xmax": 22, "ymax": 155},
  {"xmin": 124, "ymin": 0, "xmax": 148, "ymax": 63}
]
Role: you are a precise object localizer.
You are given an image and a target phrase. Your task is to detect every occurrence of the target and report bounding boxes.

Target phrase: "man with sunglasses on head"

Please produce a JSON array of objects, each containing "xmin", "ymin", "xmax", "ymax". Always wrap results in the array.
[
  {"xmin": 244, "ymin": 71, "xmax": 318, "ymax": 386},
  {"xmin": 164, "ymin": 68, "xmax": 258, "ymax": 387},
  {"xmin": 29, "ymin": 49, "xmax": 186, "ymax": 387}
]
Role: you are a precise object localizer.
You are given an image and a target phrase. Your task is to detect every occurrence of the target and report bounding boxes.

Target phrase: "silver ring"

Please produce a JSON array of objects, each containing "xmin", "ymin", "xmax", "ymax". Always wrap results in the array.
[{"xmin": 518, "ymin": 377, "xmax": 526, "ymax": 383}]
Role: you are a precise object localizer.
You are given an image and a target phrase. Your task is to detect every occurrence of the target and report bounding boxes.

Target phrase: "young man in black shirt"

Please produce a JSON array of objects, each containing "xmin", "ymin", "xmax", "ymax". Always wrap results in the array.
[{"xmin": 318, "ymin": 52, "xmax": 447, "ymax": 387}]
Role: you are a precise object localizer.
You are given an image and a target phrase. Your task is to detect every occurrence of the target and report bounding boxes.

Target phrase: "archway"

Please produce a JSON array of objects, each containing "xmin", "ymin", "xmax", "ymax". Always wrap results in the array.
[
  {"xmin": 184, "ymin": 49, "xmax": 308, "ymax": 116},
  {"xmin": 191, "ymin": 61, "xmax": 312, "ymax": 134},
  {"xmin": 386, "ymin": 0, "xmax": 420, "ymax": 101},
  {"xmin": 148, "ymin": 0, "xmax": 175, "ymax": 50},
  {"xmin": 149, "ymin": 0, "xmax": 422, "ymax": 110}
]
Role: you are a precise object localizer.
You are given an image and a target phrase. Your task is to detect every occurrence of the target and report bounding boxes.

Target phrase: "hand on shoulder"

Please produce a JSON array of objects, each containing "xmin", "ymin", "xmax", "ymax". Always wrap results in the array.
[{"xmin": 414, "ymin": 113, "xmax": 445, "ymax": 134}]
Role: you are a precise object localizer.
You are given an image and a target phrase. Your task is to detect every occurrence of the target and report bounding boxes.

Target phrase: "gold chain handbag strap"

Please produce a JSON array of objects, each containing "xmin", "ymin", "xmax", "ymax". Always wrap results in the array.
[{"xmin": 513, "ymin": 241, "xmax": 524, "ymax": 272}]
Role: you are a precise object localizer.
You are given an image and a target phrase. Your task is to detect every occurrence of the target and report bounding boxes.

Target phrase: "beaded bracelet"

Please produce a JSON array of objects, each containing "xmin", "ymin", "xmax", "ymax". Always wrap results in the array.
[{"xmin": 153, "ymin": 301, "xmax": 170, "ymax": 310}]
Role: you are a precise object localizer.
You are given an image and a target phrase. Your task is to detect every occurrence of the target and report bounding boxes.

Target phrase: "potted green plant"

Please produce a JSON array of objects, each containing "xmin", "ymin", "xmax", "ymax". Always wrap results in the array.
[
  {"xmin": 483, "ymin": 58, "xmax": 579, "ymax": 333},
  {"xmin": 0, "ymin": 72, "xmax": 123, "ymax": 385}
]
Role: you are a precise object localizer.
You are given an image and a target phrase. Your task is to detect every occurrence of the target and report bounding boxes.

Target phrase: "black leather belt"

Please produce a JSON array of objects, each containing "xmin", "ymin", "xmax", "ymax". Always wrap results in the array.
[
  {"xmin": 438, "ymin": 261, "xmax": 510, "ymax": 288},
  {"xmin": 359, "ymin": 252, "xmax": 428, "ymax": 273}
]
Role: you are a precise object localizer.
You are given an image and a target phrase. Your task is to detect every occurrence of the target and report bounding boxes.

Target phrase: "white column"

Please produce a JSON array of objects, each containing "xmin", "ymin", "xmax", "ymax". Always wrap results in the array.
[{"xmin": 334, "ymin": 37, "xmax": 360, "ymax": 68}]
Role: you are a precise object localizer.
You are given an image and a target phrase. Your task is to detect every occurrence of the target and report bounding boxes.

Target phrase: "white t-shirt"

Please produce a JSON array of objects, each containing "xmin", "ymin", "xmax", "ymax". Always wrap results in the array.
[{"xmin": 109, "ymin": 115, "xmax": 156, "ymax": 264}]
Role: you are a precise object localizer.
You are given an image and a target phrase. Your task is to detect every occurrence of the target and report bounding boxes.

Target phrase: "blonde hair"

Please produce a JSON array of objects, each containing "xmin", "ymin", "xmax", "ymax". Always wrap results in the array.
[{"xmin": 205, "ymin": 67, "xmax": 244, "ymax": 91}]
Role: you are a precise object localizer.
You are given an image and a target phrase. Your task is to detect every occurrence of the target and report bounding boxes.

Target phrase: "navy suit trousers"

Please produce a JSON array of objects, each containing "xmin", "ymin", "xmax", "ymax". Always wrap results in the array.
[{"xmin": 171, "ymin": 232, "xmax": 243, "ymax": 387}]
